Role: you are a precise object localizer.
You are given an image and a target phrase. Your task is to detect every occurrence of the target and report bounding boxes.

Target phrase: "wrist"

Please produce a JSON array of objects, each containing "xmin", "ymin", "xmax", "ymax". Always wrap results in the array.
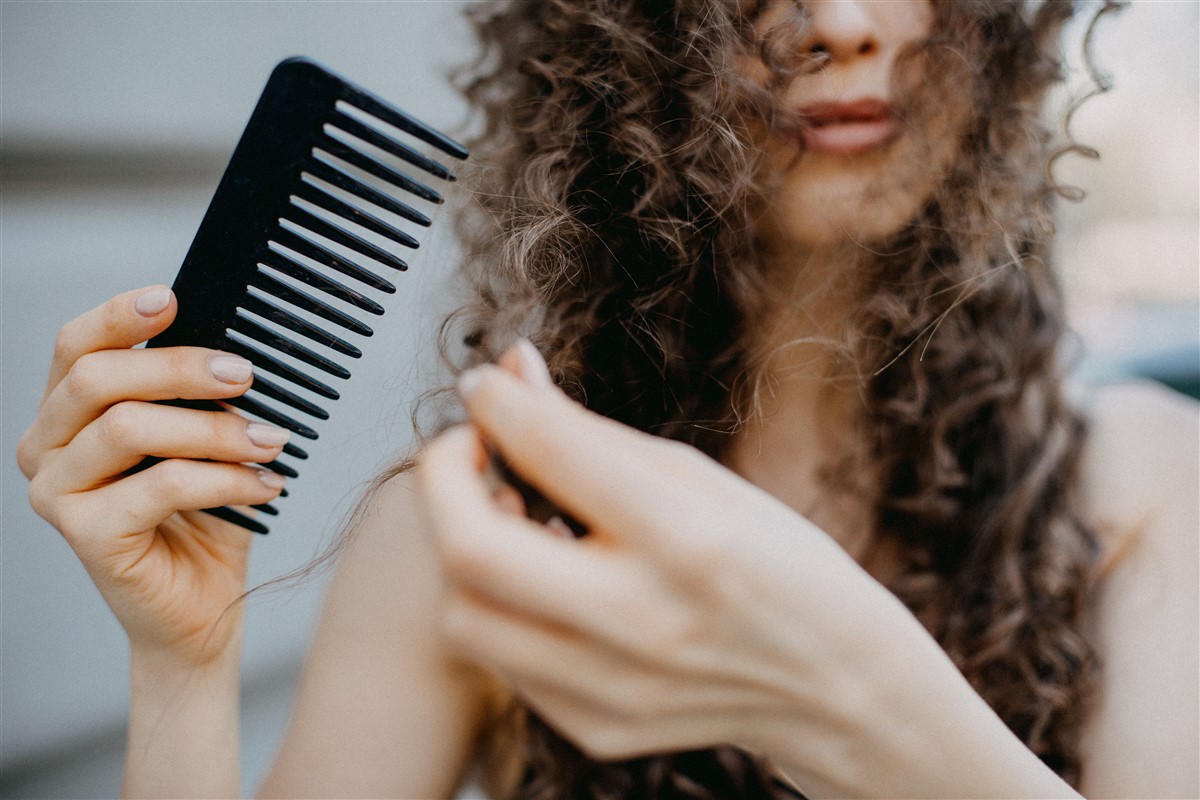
[
  {"xmin": 124, "ymin": 635, "xmax": 243, "ymax": 798},
  {"xmin": 130, "ymin": 631, "xmax": 242, "ymax": 681},
  {"xmin": 126, "ymin": 598, "xmax": 247, "ymax": 673},
  {"xmin": 740, "ymin": 589, "xmax": 927, "ymax": 796},
  {"xmin": 748, "ymin": 608, "xmax": 1080, "ymax": 799}
]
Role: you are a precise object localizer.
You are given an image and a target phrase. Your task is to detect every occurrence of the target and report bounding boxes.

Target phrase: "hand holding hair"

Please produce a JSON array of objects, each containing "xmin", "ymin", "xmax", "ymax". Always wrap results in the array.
[{"xmin": 418, "ymin": 342, "xmax": 1082, "ymax": 798}]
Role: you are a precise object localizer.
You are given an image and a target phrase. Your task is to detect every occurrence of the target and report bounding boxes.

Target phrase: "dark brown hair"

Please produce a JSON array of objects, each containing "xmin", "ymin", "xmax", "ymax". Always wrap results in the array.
[{"xmin": 404, "ymin": 0, "xmax": 1121, "ymax": 795}]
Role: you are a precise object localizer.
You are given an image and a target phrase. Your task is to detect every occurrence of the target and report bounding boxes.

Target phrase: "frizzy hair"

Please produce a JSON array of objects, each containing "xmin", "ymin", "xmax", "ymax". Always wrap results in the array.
[{"xmin": 410, "ymin": 0, "xmax": 1121, "ymax": 796}]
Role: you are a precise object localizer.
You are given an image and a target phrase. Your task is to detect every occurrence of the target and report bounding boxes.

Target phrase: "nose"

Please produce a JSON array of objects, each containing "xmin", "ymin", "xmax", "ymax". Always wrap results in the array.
[{"xmin": 803, "ymin": 0, "xmax": 880, "ymax": 62}]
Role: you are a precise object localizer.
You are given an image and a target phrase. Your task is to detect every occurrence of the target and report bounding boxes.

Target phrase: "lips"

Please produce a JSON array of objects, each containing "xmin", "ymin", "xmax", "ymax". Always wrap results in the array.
[{"xmin": 794, "ymin": 98, "xmax": 899, "ymax": 156}]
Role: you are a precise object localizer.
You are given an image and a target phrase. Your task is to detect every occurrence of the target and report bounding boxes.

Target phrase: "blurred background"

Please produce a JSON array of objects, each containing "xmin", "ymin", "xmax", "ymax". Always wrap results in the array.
[{"xmin": 1, "ymin": 1, "xmax": 1196, "ymax": 798}]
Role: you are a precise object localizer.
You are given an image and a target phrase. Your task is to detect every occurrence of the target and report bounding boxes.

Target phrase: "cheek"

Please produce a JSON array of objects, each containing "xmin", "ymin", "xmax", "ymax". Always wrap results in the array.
[{"xmin": 893, "ymin": 1, "xmax": 935, "ymax": 46}]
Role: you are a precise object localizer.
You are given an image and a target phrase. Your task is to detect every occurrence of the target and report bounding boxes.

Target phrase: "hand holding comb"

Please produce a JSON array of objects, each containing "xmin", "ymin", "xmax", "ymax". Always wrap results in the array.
[{"xmin": 145, "ymin": 57, "xmax": 467, "ymax": 533}]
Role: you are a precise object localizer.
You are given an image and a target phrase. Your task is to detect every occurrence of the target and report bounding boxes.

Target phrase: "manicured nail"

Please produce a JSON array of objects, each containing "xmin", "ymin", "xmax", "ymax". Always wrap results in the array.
[
  {"xmin": 512, "ymin": 339, "xmax": 553, "ymax": 387},
  {"xmin": 246, "ymin": 422, "xmax": 291, "ymax": 448},
  {"xmin": 210, "ymin": 354, "xmax": 253, "ymax": 384},
  {"xmin": 257, "ymin": 470, "xmax": 287, "ymax": 489},
  {"xmin": 457, "ymin": 367, "xmax": 485, "ymax": 399},
  {"xmin": 134, "ymin": 287, "xmax": 171, "ymax": 317}
]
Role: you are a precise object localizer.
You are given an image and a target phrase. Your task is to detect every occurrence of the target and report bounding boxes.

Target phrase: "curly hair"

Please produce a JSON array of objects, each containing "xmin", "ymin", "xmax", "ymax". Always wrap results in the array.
[{"xmin": 413, "ymin": 0, "xmax": 1121, "ymax": 795}]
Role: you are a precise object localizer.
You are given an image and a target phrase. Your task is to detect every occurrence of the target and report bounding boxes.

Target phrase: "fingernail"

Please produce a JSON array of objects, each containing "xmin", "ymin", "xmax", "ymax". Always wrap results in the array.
[
  {"xmin": 512, "ymin": 339, "xmax": 553, "ymax": 387},
  {"xmin": 246, "ymin": 422, "xmax": 291, "ymax": 448},
  {"xmin": 546, "ymin": 515, "xmax": 574, "ymax": 539},
  {"xmin": 457, "ymin": 367, "xmax": 485, "ymax": 400},
  {"xmin": 210, "ymin": 354, "xmax": 253, "ymax": 384},
  {"xmin": 257, "ymin": 470, "xmax": 287, "ymax": 489},
  {"xmin": 134, "ymin": 287, "xmax": 171, "ymax": 317}
]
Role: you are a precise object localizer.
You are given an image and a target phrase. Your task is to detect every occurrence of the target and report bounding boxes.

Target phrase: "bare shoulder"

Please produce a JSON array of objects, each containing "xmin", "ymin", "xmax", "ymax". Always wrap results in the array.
[
  {"xmin": 260, "ymin": 468, "xmax": 494, "ymax": 798},
  {"xmin": 1080, "ymin": 380, "xmax": 1198, "ymax": 537},
  {"xmin": 1077, "ymin": 381, "xmax": 1199, "ymax": 798}
]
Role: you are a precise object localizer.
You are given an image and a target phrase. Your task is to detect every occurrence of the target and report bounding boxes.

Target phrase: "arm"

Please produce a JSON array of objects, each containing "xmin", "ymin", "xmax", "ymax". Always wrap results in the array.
[
  {"xmin": 259, "ymin": 472, "xmax": 494, "ymax": 799},
  {"xmin": 1077, "ymin": 382, "xmax": 1199, "ymax": 798},
  {"xmin": 124, "ymin": 641, "xmax": 244, "ymax": 799},
  {"xmin": 417, "ymin": 343, "xmax": 1083, "ymax": 799}
]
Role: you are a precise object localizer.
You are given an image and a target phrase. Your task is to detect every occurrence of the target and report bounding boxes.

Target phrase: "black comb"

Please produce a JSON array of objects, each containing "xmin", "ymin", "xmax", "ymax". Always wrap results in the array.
[{"xmin": 146, "ymin": 57, "xmax": 466, "ymax": 534}]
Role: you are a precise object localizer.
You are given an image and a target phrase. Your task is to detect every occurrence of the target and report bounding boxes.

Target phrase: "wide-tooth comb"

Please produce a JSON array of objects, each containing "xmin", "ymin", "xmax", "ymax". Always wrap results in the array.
[{"xmin": 146, "ymin": 57, "xmax": 467, "ymax": 533}]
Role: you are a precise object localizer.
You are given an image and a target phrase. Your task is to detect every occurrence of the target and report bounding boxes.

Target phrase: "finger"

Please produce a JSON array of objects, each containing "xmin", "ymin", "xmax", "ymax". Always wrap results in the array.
[
  {"xmin": 515, "ymin": 675, "xmax": 750, "ymax": 762},
  {"xmin": 420, "ymin": 426, "xmax": 646, "ymax": 644},
  {"xmin": 443, "ymin": 588, "xmax": 632, "ymax": 690},
  {"xmin": 442, "ymin": 590, "xmax": 731, "ymax": 759},
  {"xmin": 44, "ymin": 285, "xmax": 177, "ymax": 403},
  {"xmin": 456, "ymin": 363, "xmax": 699, "ymax": 538},
  {"xmin": 47, "ymin": 402, "xmax": 289, "ymax": 494},
  {"xmin": 33, "ymin": 347, "xmax": 254, "ymax": 453},
  {"xmin": 492, "ymin": 484, "xmax": 528, "ymax": 517},
  {"xmin": 545, "ymin": 515, "xmax": 575, "ymax": 539},
  {"xmin": 495, "ymin": 338, "xmax": 554, "ymax": 388},
  {"xmin": 69, "ymin": 459, "xmax": 285, "ymax": 543}
]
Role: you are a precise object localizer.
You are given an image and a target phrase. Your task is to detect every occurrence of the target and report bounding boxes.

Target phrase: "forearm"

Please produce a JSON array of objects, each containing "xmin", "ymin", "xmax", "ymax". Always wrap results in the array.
[
  {"xmin": 759, "ymin": 620, "xmax": 1081, "ymax": 799},
  {"xmin": 122, "ymin": 638, "xmax": 243, "ymax": 799}
]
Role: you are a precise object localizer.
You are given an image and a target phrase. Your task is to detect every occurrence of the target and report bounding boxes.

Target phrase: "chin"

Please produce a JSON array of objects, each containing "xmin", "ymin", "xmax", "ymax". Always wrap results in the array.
[
  {"xmin": 764, "ymin": 133, "xmax": 951, "ymax": 251},
  {"xmin": 768, "ymin": 175, "xmax": 923, "ymax": 249}
]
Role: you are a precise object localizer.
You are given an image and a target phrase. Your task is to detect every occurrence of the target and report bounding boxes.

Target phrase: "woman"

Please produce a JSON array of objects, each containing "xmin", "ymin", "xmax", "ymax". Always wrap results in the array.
[{"xmin": 16, "ymin": 0, "xmax": 1198, "ymax": 797}]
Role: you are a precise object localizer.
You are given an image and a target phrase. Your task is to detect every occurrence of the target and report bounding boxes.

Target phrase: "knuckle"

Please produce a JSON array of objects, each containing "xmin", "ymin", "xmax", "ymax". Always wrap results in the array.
[
  {"xmin": 27, "ymin": 474, "xmax": 55, "ymax": 523},
  {"xmin": 149, "ymin": 458, "xmax": 192, "ymax": 498},
  {"xmin": 16, "ymin": 431, "xmax": 39, "ymax": 478},
  {"xmin": 206, "ymin": 411, "xmax": 239, "ymax": 450},
  {"xmin": 52, "ymin": 322, "xmax": 80, "ymax": 367},
  {"xmin": 97, "ymin": 402, "xmax": 141, "ymax": 447},
  {"xmin": 64, "ymin": 352, "xmax": 106, "ymax": 402}
]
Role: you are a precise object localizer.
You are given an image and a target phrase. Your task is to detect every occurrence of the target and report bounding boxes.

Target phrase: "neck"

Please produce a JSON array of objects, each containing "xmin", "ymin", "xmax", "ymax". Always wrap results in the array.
[{"xmin": 728, "ymin": 243, "xmax": 876, "ymax": 560}]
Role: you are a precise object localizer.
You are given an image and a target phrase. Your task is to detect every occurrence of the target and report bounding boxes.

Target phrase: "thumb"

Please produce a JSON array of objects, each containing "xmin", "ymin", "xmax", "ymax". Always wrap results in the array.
[
  {"xmin": 457, "ymin": 357, "xmax": 667, "ymax": 543},
  {"xmin": 495, "ymin": 339, "xmax": 554, "ymax": 388}
]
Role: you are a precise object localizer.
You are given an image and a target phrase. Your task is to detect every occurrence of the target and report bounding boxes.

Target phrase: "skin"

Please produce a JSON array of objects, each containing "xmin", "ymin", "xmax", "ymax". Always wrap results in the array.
[
  {"xmin": 17, "ymin": 1, "xmax": 1199, "ymax": 798},
  {"xmin": 752, "ymin": 0, "xmax": 964, "ymax": 250}
]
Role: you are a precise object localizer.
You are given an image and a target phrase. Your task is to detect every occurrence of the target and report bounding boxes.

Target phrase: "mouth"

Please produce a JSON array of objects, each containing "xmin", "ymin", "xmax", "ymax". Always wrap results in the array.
[{"xmin": 793, "ymin": 98, "xmax": 899, "ymax": 156}]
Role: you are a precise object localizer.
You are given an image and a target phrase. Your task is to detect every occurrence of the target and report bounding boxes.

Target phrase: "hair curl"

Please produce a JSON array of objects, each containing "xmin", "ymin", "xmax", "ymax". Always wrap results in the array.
[{"xmin": 416, "ymin": 0, "xmax": 1121, "ymax": 795}]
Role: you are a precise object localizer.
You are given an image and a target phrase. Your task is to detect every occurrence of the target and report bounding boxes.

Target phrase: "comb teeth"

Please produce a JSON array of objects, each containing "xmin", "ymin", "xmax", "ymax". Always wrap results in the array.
[
  {"xmin": 247, "ymin": 270, "xmax": 374, "ymax": 336},
  {"xmin": 294, "ymin": 180, "xmax": 421, "ymax": 250},
  {"xmin": 239, "ymin": 294, "xmax": 360, "ymax": 359},
  {"xmin": 327, "ymin": 108, "xmax": 456, "ymax": 182},
  {"xmin": 316, "ymin": 134, "xmax": 443, "ymax": 204},
  {"xmin": 146, "ymin": 57, "xmax": 466, "ymax": 533},
  {"xmin": 306, "ymin": 159, "xmax": 431, "ymax": 227},
  {"xmin": 259, "ymin": 247, "xmax": 387, "ymax": 315}
]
